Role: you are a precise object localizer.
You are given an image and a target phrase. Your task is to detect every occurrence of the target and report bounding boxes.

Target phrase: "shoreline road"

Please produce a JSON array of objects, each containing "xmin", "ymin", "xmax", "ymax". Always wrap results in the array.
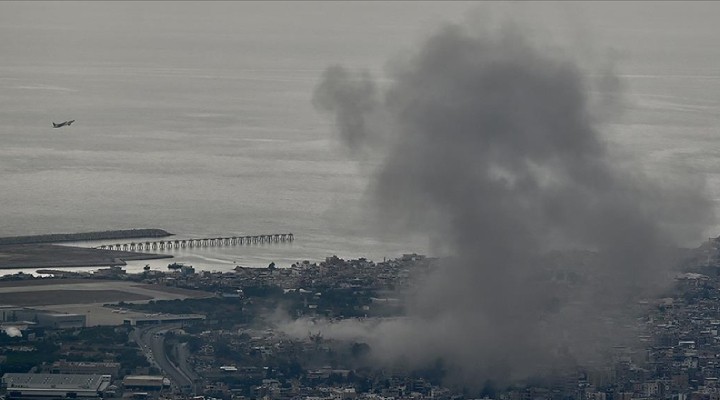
[{"xmin": 130, "ymin": 324, "xmax": 196, "ymax": 395}]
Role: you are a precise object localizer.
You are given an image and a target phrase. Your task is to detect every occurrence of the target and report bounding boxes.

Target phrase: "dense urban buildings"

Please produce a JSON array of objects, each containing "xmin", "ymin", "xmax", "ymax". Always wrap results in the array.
[{"xmin": 1, "ymin": 242, "xmax": 720, "ymax": 400}]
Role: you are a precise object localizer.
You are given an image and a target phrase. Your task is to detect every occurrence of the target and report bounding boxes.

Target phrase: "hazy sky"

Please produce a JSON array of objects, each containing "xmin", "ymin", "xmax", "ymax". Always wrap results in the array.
[{"xmin": 2, "ymin": 2, "xmax": 719, "ymax": 73}]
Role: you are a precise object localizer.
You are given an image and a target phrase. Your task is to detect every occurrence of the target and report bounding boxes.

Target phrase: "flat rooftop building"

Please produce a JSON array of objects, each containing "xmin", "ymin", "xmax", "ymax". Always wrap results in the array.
[
  {"xmin": 0, "ymin": 306, "xmax": 86, "ymax": 329},
  {"xmin": 2, "ymin": 373, "xmax": 111, "ymax": 399},
  {"xmin": 122, "ymin": 375, "xmax": 170, "ymax": 391},
  {"xmin": 51, "ymin": 360, "xmax": 121, "ymax": 378}
]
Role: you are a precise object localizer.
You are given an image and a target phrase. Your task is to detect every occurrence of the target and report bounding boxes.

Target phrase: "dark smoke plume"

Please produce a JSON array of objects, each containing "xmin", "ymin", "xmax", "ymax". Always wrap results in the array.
[{"xmin": 309, "ymin": 23, "xmax": 712, "ymax": 385}]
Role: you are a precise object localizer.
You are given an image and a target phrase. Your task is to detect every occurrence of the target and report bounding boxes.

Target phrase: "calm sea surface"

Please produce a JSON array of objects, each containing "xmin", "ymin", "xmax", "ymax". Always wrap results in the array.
[{"xmin": 1, "ymin": 2, "xmax": 719, "ymax": 273}]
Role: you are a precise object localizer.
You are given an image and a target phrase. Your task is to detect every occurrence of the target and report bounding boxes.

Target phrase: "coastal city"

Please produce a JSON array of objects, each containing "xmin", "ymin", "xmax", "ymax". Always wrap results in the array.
[
  {"xmin": 2, "ymin": 234, "xmax": 720, "ymax": 400},
  {"xmin": 1, "ymin": 3, "xmax": 718, "ymax": 400}
]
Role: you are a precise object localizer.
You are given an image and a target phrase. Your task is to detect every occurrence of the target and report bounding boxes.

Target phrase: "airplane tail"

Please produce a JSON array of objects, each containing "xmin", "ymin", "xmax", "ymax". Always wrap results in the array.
[{"xmin": 52, "ymin": 122, "xmax": 58, "ymax": 128}]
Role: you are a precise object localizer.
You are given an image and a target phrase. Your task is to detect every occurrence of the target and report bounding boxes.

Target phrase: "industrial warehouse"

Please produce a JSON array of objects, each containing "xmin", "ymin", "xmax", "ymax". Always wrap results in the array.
[
  {"xmin": 0, "ymin": 306, "xmax": 85, "ymax": 329},
  {"xmin": 2, "ymin": 373, "xmax": 112, "ymax": 400}
]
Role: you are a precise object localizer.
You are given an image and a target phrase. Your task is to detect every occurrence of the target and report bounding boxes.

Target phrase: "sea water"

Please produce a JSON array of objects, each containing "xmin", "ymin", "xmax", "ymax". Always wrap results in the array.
[{"xmin": 0, "ymin": 3, "xmax": 719, "ymax": 273}]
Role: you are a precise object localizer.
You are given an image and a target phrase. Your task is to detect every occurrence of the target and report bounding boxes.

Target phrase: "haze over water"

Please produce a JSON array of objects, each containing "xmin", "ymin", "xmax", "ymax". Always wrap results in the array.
[{"xmin": 1, "ymin": 2, "xmax": 719, "ymax": 271}]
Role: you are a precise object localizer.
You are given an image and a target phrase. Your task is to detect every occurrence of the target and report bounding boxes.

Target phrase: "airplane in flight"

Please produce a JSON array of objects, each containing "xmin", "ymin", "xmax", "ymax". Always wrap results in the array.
[{"xmin": 52, "ymin": 120, "xmax": 75, "ymax": 128}]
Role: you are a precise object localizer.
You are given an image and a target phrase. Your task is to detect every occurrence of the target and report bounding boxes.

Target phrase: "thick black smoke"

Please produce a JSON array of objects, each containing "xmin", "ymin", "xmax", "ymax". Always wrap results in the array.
[{"xmin": 310, "ymin": 23, "xmax": 712, "ymax": 385}]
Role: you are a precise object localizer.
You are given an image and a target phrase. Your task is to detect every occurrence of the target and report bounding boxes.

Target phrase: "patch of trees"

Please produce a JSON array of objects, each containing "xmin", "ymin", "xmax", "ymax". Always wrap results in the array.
[
  {"xmin": 75, "ymin": 326, "xmax": 129, "ymax": 344},
  {"xmin": 121, "ymin": 298, "xmax": 248, "ymax": 323},
  {"xmin": 242, "ymin": 284, "xmax": 284, "ymax": 298},
  {"xmin": 116, "ymin": 347, "xmax": 150, "ymax": 372},
  {"xmin": 0, "ymin": 342, "xmax": 59, "ymax": 374}
]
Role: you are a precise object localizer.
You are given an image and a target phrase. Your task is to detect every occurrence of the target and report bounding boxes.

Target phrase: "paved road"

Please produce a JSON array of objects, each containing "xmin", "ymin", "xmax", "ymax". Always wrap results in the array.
[
  {"xmin": 131, "ymin": 324, "xmax": 195, "ymax": 394},
  {"xmin": 176, "ymin": 342, "xmax": 200, "ymax": 382}
]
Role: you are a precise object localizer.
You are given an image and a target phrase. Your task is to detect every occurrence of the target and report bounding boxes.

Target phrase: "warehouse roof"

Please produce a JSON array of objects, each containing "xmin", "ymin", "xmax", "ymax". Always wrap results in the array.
[{"xmin": 2, "ymin": 373, "xmax": 110, "ymax": 391}]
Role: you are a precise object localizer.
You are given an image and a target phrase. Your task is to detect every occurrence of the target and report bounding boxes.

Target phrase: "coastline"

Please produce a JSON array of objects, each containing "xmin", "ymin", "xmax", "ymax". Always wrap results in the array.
[
  {"xmin": 0, "ymin": 243, "xmax": 172, "ymax": 270},
  {"xmin": 0, "ymin": 228, "xmax": 173, "ymax": 246}
]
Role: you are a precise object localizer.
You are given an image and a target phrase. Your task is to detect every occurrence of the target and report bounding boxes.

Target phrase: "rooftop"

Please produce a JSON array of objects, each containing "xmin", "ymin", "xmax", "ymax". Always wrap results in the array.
[{"xmin": 2, "ymin": 373, "xmax": 110, "ymax": 390}]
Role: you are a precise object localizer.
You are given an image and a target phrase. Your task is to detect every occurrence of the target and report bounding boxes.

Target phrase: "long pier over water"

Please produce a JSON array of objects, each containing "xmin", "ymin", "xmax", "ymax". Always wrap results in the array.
[{"xmin": 97, "ymin": 233, "xmax": 293, "ymax": 252}]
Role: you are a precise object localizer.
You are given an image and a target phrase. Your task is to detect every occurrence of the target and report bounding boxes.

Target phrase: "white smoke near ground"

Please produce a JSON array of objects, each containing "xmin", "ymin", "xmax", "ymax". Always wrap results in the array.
[
  {"xmin": 3, "ymin": 326, "xmax": 22, "ymax": 338},
  {"xmin": 283, "ymin": 20, "xmax": 714, "ymax": 387}
]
